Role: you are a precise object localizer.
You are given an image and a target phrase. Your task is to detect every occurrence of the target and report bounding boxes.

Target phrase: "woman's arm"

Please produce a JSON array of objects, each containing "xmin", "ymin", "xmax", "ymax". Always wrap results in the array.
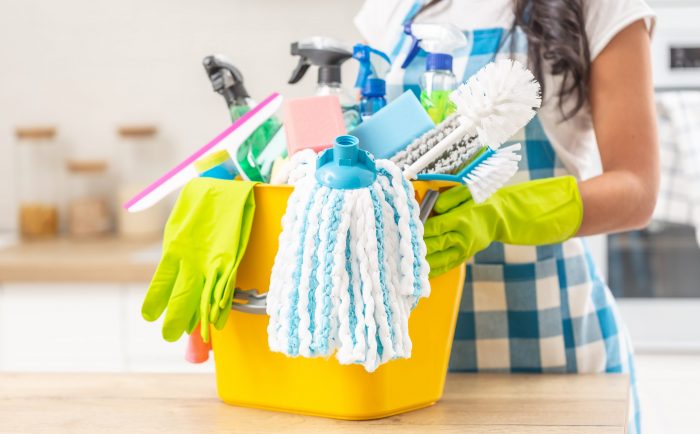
[{"xmin": 577, "ymin": 19, "xmax": 659, "ymax": 236}]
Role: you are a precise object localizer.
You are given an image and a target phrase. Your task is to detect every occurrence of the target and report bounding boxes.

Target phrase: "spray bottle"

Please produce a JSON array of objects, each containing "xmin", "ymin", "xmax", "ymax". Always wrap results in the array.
[
  {"xmin": 401, "ymin": 23, "xmax": 467, "ymax": 124},
  {"xmin": 353, "ymin": 44, "xmax": 391, "ymax": 121},
  {"xmin": 288, "ymin": 37, "xmax": 361, "ymax": 129},
  {"xmin": 203, "ymin": 54, "xmax": 283, "ymax": 182}
]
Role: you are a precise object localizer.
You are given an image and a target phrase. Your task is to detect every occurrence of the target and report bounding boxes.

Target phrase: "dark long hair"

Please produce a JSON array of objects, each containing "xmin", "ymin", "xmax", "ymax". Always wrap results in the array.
[{"xmin": 415, "ymin": 0, "xmax": 591, "ymax": 119}]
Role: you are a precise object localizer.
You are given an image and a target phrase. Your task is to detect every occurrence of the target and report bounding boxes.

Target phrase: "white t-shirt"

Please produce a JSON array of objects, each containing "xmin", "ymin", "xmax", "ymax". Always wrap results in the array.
[{"xmin": 354, "ymin": 0, "xmax": 655, "ymax": 180}]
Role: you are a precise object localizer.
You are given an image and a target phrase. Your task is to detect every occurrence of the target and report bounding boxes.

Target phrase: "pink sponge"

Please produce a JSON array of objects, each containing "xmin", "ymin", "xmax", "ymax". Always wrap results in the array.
[{"xmin": 284, "ymin": 95, "xmax": 347, "ymax": 155}]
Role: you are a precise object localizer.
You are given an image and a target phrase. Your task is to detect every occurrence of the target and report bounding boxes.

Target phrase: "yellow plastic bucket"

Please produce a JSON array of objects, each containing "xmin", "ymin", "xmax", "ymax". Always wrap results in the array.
[{"xmin": 211, "ymin": 182, "xmax": 465, "ymax": 420}]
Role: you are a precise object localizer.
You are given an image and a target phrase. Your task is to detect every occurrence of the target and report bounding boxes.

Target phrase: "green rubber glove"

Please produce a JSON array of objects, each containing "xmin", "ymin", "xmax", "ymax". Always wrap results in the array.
[
  {"xmin": 142, "ymin": 178, "xmax": 256, "ymax": 342},
  {"xmin": 424, "ymin": 176, "xmax": 583, "ymax": 277}
]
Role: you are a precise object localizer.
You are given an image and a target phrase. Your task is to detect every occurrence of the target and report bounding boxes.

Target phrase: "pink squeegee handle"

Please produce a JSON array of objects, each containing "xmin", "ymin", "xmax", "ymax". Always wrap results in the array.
[{"xmin": 123, "ymin": 92, "xmax": 280, "ymax": 210}]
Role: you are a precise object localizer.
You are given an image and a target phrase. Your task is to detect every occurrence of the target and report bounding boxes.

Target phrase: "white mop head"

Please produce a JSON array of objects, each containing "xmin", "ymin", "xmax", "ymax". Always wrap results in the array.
[
  {"xmin": 269, "ymin": 149, "xmax": 317, "ymax": 185},
  {"xmin": 450, "ymin": 59, "xmax": 542, "ymax": 149},
  {"xmin": 266, "ymin": 158, "xmax": 430, "ymax": 372}
]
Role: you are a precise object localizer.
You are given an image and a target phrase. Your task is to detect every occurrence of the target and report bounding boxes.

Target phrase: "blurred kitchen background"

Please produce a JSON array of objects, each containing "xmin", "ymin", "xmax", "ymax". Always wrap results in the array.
[
  {"xmin": 0, "ymin": 0, "xmax": 699, "ymax": 432},
  {"xmin": 0, "ymin": 0, "xmax": 363, "ymax": 368}
]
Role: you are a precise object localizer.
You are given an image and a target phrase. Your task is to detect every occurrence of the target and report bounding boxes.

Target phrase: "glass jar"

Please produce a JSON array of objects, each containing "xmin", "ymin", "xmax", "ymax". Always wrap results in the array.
[
  {"xmin": 114, "ymin": 125, "xmax": 166, "ymax": 239},
  {"xmin": 66, "ymin": 160, "xmax": 112, "ymax": 237},
  {"xmin": 15, "ymin": 126, "xmax": 61, "ymax": 239}
]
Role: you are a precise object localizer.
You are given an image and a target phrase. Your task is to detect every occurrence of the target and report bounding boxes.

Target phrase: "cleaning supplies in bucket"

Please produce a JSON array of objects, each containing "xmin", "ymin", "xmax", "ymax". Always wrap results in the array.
[{"xmin": 266, "ymin": 135, "xmax": 430, "ymax": 372}]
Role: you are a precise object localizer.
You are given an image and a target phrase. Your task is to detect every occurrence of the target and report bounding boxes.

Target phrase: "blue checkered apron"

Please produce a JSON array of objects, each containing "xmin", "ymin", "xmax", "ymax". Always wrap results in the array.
[{"xmin": 393, "ymin": 25, "xmax": 641, "ymax": 433}]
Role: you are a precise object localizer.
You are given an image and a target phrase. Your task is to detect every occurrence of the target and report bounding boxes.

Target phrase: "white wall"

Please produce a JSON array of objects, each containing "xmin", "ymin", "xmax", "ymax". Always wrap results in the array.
[{"xmin": 0, "ymin": 0, "xmax": 363, "ymax": 230}]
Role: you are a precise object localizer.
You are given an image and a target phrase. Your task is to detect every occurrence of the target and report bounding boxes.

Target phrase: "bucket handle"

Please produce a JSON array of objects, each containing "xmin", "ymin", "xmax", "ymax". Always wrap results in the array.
[{"xmin": 231, "ymin": 288, "xmax": 267, "ymax": 315}]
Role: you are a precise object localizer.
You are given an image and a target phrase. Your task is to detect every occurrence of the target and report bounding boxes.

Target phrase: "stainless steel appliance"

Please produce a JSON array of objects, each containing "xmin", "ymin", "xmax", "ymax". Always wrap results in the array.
[{"xmin": 609, "ymin": 1, "xmax": 700, "ymax": 352}]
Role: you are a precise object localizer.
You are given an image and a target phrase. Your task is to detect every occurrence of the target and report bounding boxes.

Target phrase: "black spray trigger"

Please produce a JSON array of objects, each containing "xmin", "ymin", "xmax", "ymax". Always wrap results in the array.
[
  {"xmin": 288, "ymin": 57, "xmax": 311, "ymax": 84},
  {"xmin": 202, "ymin": 54, "xmax": 250, "ymax": 107}
]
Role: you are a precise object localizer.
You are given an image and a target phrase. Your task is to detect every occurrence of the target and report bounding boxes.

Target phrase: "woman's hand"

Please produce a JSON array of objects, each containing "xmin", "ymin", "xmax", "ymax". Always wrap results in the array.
[
  {"xmin": 423, "ymin": 186, "xmax": 495, "ymax": 278},
  {"xmin": 424, "ymin": 177, "xmax": 583, "ymax": 277},
  {"xmin": 578, "ymin": 19, "xmax": 659, "ymax": 235}
]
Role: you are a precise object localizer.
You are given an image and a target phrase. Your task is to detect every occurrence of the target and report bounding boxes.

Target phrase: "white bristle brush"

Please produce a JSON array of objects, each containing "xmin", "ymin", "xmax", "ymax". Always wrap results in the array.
[
  {"xmin": 408, "ymin": 59, "xmax": 541, "ymax": 222},
  {"xmin": 403, "ymin": 59, "xmax": 541, "ymax": 181}
]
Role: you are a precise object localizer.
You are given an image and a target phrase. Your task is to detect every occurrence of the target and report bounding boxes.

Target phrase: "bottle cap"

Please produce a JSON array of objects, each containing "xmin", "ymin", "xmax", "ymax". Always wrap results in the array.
[
  {"xmin": 315, "ymin": 135, "xmax": 377, "ymax": 190},
  {"xmin": 426, "ymin": 53, "xmax": 453, "ymax": 72},
  {"xmin": 362, "ymin": 78, "xmax": 386, "ymax": 98},
  {"xmin": 318, "ymin": 65, "xmax": 342, "ymax": 85}
]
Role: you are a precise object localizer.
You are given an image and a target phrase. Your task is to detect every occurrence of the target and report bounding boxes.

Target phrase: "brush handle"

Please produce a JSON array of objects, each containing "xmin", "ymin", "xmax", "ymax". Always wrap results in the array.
[
  {"xmin": 403, "ymin": 121, "xmax": 471, "ymax": 180},
  {"xmin": 419, "ymin": 189, "xmax": 440, "ymax": 224}
]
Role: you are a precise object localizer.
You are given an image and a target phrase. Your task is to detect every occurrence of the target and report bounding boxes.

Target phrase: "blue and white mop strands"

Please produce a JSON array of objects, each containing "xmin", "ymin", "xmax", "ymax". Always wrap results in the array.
[{"xmin": 266, "ymin": 136, "xmax": 430, "ymax": 372}]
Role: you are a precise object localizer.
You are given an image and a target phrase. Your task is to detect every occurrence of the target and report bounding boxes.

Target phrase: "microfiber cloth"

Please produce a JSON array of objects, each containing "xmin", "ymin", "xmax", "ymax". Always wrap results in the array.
[
  {"xmin": 284, "ymin": 95, "xmax": 346, "ymax": 155},
  {"xmin": 391, "ymin": 113, "xmax": 478, "ymax": 174},
  {"xmin": 142, "ymin": 178, "xmax": 256, "ymax": 343},
  {"xmin": 350, "ymin": 91, "xmax": 434, "ymax": 160}
]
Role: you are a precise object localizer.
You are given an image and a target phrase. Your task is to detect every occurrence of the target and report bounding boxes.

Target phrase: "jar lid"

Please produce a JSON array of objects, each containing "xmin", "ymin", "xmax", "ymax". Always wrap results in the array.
[
  {"xmin": 15, "ymin": 126, "xmax": 56, "ymax": 140},
  {"xmin": 117, "ymin": 125, "xmax": 158, "ymax": 138},
  {"xmin": 194, "ymin": 150, "xmax": 232, "ymax": 173},
  {"xmin": 67, "ymin": 160, "xmax": 108, "ymax": 173}
]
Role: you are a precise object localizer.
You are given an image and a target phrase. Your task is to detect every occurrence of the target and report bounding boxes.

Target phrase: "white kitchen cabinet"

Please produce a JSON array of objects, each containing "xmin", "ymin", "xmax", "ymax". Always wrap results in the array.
[
  {"xmin": 124, "ymin": 283, "xmax": 213, "ymax": 372},
  {"xmin": 0, "ymin": 283, "xmax": 123, "ymax": 371},
  {"xmin": 0, "ymin": 282, "xmax": 214, "ymax": 372}
]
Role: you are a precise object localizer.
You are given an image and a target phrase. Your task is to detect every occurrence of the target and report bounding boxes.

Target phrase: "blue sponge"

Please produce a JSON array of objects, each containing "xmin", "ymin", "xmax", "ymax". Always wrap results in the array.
[{"xmin": 350, "ymin": 91, "xmax": 434, "ymax": 160}]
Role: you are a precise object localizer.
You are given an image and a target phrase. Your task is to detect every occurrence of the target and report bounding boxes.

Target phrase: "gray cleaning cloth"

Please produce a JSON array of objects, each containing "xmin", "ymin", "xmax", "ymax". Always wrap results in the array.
[{"xmin": 391, "ymin": 114, "xmax": 481, "ymax": 174}]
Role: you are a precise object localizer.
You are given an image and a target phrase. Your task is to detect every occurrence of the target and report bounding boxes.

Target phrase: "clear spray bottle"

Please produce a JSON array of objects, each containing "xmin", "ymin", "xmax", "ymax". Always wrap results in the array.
[
  {"xmin": 400, "ymin": 23, "xmax": 468, "ymax": 124},
  {"xmin": 420, "ymin": 51, "xmax": 459, "ymax": 124}
]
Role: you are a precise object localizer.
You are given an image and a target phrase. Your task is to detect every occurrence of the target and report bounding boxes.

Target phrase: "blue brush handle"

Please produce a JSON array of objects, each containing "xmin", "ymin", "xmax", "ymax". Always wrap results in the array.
[
  {"xmin": 416, "ymin": 147, "xmax": 495, "ymax": 183},
  {"xmin": 416, "ymin": 146, "xmax": 496, "ymax": 222},
  {"xmin": 416, "ymin": 173, "xmax": 458, "ymax": 182}
]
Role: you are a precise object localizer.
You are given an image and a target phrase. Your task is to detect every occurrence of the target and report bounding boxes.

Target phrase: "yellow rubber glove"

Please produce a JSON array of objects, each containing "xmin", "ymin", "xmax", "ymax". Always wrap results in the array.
[
  {"xmin": 424, "ymin": 176, "xmax": 583, "ymax": 277},
  {"xmin": 142, "ymin": 178, "xmax": 256, "ymax": 342}
]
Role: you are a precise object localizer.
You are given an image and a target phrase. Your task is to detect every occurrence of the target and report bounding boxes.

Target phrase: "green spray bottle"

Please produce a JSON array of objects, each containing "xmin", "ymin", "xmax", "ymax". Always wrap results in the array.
[{"xmin": 203, "ymin": 55, "xmax": 284, "ymax": 182}]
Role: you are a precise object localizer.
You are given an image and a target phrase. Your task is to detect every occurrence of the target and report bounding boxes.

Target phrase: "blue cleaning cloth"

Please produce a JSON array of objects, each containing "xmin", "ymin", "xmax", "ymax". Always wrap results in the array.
[{"xmin": 350, "ymin": 91, "xmax": 434, "ymax": 160}]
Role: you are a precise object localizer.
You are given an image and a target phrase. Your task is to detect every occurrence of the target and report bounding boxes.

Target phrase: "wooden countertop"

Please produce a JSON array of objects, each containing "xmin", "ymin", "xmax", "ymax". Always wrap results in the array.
[
  {"xmin": 0, "ymin": 373, "xmax": 629, "ymax": 433},
  {"xmin": 0, "ymin": 237, "xmax": 158, "ymax": 282}
]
